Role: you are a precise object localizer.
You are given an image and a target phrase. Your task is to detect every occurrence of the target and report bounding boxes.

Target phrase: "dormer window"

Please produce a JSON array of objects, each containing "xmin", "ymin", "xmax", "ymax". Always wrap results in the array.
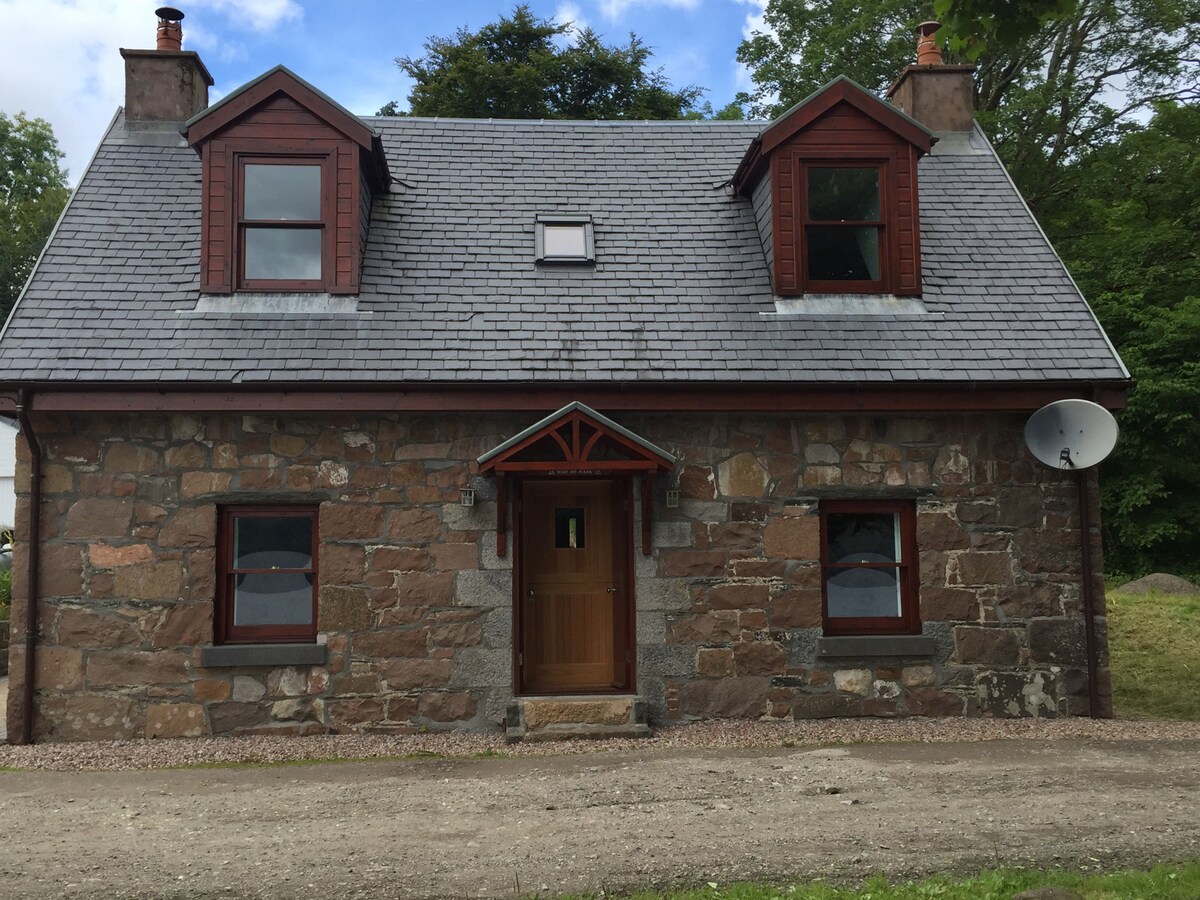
[
  {"xmin": 239, "ymin": 159, "xmax": 327, "ymax": 288},
  {"xmin": 536, "ymin": 214, "xmax": 595, "ymax": 265},
  {"xmin": 731, "ymin": 77, "xmax": 933, "ymax": 298},
  {"xmin": 802, "ymin": 163, "xmax": 885, "ymax": 290},
  {"xmin": 185, "ymin": 66, "xmax": 390, "ymax": 296}
]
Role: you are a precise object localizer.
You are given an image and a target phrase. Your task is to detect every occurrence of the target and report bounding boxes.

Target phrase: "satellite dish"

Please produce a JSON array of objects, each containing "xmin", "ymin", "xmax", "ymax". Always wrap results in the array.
[{"xmin": 1025, "ymin": 399, "xmax": 1119, "ymax": 470}]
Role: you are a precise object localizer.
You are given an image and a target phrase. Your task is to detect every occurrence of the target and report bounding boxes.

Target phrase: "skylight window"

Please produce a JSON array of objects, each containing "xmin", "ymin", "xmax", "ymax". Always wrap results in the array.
[{"xmin": 536, "ymin": 214, "xmax": 594, "ymax": 265}]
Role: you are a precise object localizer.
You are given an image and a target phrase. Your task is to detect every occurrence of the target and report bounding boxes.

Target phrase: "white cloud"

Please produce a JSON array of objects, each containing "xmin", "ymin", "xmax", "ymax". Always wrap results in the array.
[
  {"xmin": 554, "ymin": 1, "xmax": 589, "ymax": 37},
  {"xmin": 0, "ymin": 0, "xmax": 304, "ymax": 185},
  {"xmin": 732, "ymin": 0, "xmax": 775, "ymax": 102},
  {"xmin": 0, "ymin": 1, "xmax": 148, "ymax": 183},
  {"xmin": 194, "ymin": 0, "xmax": 302, "ymax": 33},
  {"xmin": 596, "ymin": 0, "xmax": 701, "ymax": 23}
]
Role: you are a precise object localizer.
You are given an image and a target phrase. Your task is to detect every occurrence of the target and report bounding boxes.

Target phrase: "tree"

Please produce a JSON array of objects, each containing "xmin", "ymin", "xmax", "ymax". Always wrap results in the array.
[
  {"xmin": 1044, "ymin": 104, "xmax": 1200, "ymax": 576},
  {"xmin": 736, "ymin": 0, "xmax": 1200, "ymax": 205},
  {"xmin": 380, "ymin": 5, "xmax": 703, "ymax": 120},
  {"xmin": 0, "ymin": 112, "xmax": 69, "ymax": 323}
]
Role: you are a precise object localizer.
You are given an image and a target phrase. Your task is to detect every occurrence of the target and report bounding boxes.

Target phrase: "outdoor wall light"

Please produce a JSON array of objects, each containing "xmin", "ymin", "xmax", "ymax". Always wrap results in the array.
[
  {"xmin": 665, "ymin": 489, "xmax": 680, "ymax": 509},
  {"xmin": 460, "ymin": 488, "xmax": 475, "ymax": 507}
]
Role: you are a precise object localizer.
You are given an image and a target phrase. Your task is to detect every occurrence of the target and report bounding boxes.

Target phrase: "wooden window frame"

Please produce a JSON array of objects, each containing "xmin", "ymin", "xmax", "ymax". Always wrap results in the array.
[
  {"xmin": 216, "ymin": 505, "xmax": 320, "ymax": 644},
  {"xmin": 535, "ymin": 213, "xmax": 595, "ymax": 265},
  {"xmin": 820, "ymin": 499, "xmax": 920, "ymax": 636},
  {"xmin": 235, "ymin": 154, "xmax": 334, "ymax": 292},
  {"xmin": 798, "ymin": 157, "xmax": 891, "ymax": 294}
]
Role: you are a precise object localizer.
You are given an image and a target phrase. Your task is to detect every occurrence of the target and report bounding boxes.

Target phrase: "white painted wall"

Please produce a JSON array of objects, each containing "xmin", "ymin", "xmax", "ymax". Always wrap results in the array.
[{"xmin": 0, "ymin": 419, "xmax": 17, "ymax": 529}]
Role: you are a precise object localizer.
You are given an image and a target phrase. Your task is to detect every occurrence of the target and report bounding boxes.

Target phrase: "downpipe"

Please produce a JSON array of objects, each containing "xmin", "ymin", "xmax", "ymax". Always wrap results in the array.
[{"xmin": 14, "ymin": 390, "xmax": 41, "ymax": 745}]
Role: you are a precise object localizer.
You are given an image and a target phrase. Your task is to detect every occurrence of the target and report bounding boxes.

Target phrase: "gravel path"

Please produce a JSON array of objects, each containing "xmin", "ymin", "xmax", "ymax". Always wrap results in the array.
[
  {"xmin": 2, "ymin": 716, "xmax": 1198, "ymax": 771},
  {"xmin": 0, "ymin": 735, "xmax": 1197, "ymax": 899}
]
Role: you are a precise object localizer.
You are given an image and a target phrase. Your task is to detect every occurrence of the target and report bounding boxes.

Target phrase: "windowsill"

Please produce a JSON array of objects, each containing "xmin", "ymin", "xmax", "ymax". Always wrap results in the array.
[
  {"xmin": 816, "ymin": 635, "xmax": 937, "ymax": 658},
  {"xmin": 764, "ymin": 294, "xmax": 932, "ymax": 317},
  {"xmin": 199, "ymin": 643, "xmax": 328, "ymax": 668},
  {"xmin": 189, "ymin": 294, "xmax": 365, "ymax": 315}
]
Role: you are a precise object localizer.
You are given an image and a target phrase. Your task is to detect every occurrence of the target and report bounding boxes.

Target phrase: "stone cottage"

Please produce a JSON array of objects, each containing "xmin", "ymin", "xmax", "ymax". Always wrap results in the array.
[{"xmin": 0, "ymin": 12, "xmax": 1128, "ymax": 743}]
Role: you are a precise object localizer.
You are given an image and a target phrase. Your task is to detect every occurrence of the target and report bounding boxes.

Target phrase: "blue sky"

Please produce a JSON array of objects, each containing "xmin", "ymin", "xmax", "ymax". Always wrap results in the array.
[{"xmin": 0, "ymin": 0, "xmax": 768, "ymax": 182}]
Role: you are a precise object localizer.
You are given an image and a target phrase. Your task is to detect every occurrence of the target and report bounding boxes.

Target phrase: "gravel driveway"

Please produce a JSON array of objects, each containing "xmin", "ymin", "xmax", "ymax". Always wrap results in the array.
[{"xmin": 1, "ymin": 736, "xmax": 1197, "ymax": 899}]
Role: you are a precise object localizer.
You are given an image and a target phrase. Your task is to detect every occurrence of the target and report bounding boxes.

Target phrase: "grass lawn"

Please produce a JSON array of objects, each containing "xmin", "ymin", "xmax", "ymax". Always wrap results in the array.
[
  {"xmin": 1107, "ymin": 588, "xmax": 1200, "ymax": 720},
  {"xmin": 606, "ymin": 861, "xmax": 1200, "ymax": 899}
]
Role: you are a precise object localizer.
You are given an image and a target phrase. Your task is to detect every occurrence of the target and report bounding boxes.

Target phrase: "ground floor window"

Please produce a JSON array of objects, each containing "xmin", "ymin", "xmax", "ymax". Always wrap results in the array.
[
  {"xmin": 820, "ymin": 499, "xmax": 919, "ymax": 635},
  {"xmin": 216, "ymin": 506, "xmax": 319, "ymax": 643}
]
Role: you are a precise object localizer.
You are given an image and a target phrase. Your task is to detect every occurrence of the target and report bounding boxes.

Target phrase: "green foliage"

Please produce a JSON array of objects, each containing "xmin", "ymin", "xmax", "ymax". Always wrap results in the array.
[
  {"xmin": 0, "ymin": 567, "xmax": 9, "ymax": 623},
  {"xmin": 736, "ymin": 0, "xmax": 1200, "ymax": 205},
  {"xmin": 382, "ymin": 5, "xmax": 703, "ymax": 120},
  {"xmin": 1108, "ymin": 588, "xmax": 1200, "ymax": 720},
  {"xmin": 933, "ymin": 0, "xmax": 1076, "ymax": 59},
  {"xmin": 581, "ymin": 860, "xmax": 1200, "ymax": 898},
  {"xmin": 1045, "ymin": 104, "xmax": 1200, "ymax": 575},
  {"xmin": 0, "ymin": 112, "xmax": 69, "ymax": 324},
  {"xmin": 735, "ymin": 0, "xmax": 915, "ymax": 120}
]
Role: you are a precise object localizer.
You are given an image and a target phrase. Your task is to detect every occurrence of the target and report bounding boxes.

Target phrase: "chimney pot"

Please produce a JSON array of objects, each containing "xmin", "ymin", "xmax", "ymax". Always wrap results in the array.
[
  {"xmin": 916, "ymin": 21, "xmax": 942, "ymax": 65},
  {"xmin": 156, "ymin": 7, "xmax": 185, "ymax": 52}
]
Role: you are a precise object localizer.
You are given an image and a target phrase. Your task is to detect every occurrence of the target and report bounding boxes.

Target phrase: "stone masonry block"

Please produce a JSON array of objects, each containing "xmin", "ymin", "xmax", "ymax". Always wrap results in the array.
[
  {"xmin": 455, "ymin": 569, "xmax": 511, "ymax": 608},
  {"xmin": 637, "ymin": 577, "xmax": 691, "ymax": 612},
  {"xmin": 146, "ymin": 703, "xmax": 207, "ymax": 739},
  {"xmin": 953, "ymin": 626, "xmax": 1022, "ymax": 666},
  {"xmin": 65, "ymin": 498, "xmax": 133, "ymax": 539},
  {"xmin": 763, "ymin": 515, "xmax": 820, "ymax": 560},
  {"xmin": 448, "ymin": 648, "xmax": 508, "ymax": 691}
]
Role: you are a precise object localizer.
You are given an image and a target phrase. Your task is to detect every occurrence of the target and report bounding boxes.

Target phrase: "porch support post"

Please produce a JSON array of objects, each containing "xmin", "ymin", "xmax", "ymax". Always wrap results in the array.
[
  {"xmin": 496, "ymin": 474, "xmax": 506, "ymax": 558},
  {"xmin": 641, "ymin": 472, "xmax": 653, "ymax": 556}
]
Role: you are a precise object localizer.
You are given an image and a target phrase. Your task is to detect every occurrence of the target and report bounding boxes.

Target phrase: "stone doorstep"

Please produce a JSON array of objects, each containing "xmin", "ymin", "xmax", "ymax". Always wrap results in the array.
[
  {"xmin": 506, "ymin": 694, "xmax": 650, "ymax": 743},
  {"xmin": 517, "ymin": 723, "xmax": 653, "ymax": 743}
]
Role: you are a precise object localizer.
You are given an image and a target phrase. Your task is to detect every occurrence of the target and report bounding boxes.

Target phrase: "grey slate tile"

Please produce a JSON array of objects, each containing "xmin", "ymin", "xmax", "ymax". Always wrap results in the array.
[{"xmin": 0, "ymin": 113, "xmax": 1125, "ymax": 385}]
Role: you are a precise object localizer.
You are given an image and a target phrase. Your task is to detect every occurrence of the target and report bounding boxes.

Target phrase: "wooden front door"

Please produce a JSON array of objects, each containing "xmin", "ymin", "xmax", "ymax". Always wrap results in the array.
[{"xmin": 519, "ymin": 479, "xmax": 632, "ymax": 694}]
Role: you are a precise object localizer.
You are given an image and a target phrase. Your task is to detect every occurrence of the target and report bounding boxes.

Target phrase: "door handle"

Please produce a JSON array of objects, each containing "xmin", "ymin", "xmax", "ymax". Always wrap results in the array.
[
  {"xmin": 528, "ymin": 589, "xmax": 535, "ymax": 602},
  {"xmin": 607, "ymin": 587, "xmax": 618, "ymax": 594}
]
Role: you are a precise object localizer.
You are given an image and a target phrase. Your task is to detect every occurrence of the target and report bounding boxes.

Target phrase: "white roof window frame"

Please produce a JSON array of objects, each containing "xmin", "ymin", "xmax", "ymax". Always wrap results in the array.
[{"xmin": 535, "ymin": 213, "xmax": 595, "ymax": 265}]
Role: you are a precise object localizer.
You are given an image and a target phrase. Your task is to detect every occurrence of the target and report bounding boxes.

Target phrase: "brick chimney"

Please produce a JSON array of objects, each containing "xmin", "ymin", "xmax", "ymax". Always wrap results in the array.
[
  {"xmin": 119, "ymin": 7, "xmax": 213, "ymax": 124},
  {"xmin": 886, "ymin": 21, "xmax": 975, "ymax": 133}
]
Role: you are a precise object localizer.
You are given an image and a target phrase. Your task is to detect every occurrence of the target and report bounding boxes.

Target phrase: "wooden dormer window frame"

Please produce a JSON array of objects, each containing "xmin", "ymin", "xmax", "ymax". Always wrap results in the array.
[
  {"xmin": 731, "ymin": 77, "xmax": 933, "ymax": 298},
  {"xmin": 185, "ymin": 66, "xmax": 391, "ymax": 296},
  {"xmin": 796, "ymin": 154, "xmax": 894, "ymax": 294},
  {"xmin": 236, "ymin": 154, "xmax": 335, "ymax": 292}
]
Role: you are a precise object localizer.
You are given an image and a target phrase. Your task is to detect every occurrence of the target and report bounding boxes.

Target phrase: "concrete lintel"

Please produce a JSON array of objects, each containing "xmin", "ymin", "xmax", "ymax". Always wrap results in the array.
[{"xmin": 199, "ymin": 643, "xmax": 328, "ymax": 668}]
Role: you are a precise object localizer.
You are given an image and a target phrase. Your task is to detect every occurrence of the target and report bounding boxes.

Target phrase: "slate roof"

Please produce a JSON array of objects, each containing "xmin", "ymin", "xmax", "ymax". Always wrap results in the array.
[{"xmin": 0, "ymin": 109, "xmax": 1127, "ymax": 385}]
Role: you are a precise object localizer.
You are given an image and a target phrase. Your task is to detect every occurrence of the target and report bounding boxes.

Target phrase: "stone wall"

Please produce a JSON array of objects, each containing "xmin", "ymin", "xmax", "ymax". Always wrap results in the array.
[{"xmin": 5, "ymin": 410, "xmax": 1109, "ymax": 742}]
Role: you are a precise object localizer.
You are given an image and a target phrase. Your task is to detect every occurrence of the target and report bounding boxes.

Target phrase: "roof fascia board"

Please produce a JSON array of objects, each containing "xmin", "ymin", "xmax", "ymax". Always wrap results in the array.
[
  {"xmin": 184, "ymin": 65, "xmax": 376, "ymax": 150},
  {"xmin": 0, "ymin": 383, "xmax": 1130, "ymax": 416},
  {"xmin": 760, "ymin": 77, "xmax": 935, "ymax": 156}
]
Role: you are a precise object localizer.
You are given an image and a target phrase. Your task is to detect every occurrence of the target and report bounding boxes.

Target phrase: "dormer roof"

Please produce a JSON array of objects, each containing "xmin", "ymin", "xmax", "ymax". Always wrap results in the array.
[
  {"xmin": 733, "ymin": 76, "xmax": 935, "ymax": 194},
  {"xmin": 184, "ymin": 65, "xmax": 390, "ymax": 189}
]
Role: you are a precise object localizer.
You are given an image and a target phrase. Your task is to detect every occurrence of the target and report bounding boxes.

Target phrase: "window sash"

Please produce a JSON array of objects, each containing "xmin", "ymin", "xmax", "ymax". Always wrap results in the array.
[
  {"xmin": 820, "ymin": 500, "xmax": 919, "ymax": 636},
  {"xmin": 217, "ymin": 506, "xmax": 320, "ymax": 644},
  {"xmin": 235, "ymin": 156, "xmax": 330, "ymax": 290},
  {"xmin": 798, "ymin": 160, "xmax": 889, "ymax": 292}
]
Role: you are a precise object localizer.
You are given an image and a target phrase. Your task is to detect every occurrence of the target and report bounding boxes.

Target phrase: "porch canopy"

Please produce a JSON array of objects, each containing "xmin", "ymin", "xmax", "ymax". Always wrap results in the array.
[
  {"xmin": 477, "ymin": 401, "xmax": 675, "ymax": 475},
  {"xmin": 477, "ymin": 402, "xmax": 676, "ymax": 556}
]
